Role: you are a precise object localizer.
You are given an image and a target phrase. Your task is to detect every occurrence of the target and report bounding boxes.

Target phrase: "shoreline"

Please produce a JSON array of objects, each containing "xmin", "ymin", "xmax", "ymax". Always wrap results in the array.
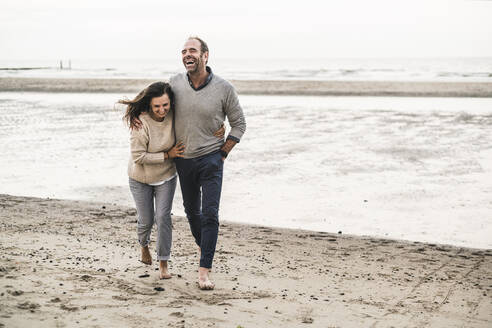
[
  {"xmin": 1, "ymin": 77, "xmax": 492, "ymax": 97},
  {"xmin": 1, "ymin": 194, "xmax": 491, "ymax": 327}
]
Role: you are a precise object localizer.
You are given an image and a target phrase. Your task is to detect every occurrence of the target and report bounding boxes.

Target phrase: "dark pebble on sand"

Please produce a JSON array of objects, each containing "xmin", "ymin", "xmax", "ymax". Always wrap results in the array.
[
  {"xmin": 177, "ymin": 274, "xmax": 182, "ymax": 278},
  {"xmin": 50, "ymin": 297, "xmax": 61, "ymax": 303},
  {"xmin": 97, "ymin": 268, "xmax": 105, "ymax": 272},
  {"xmin": 154, "ymin": 287, "xmax": 165, "ymax": 292},
  {"xmin": 338, "ymin": 231, "xmax": 342, "ymax": 234},
  {"xmin": 302, "ymin": 317, "xmax": 314, "ymax": 324},
  {"xmin": 102, "ymin": 206, "xmax": 106, "ymax": 209},
  {"xmin": 17, "ymin": 301, "xmax": 39, "ymax": 310},
  {"xmin": 80, "ymin": 275, "xmax": 92, "ymax": 281},
  {"xmin": 60, "ymin": 304, "xmax": 79, "ymax": 312},
  {"xmin": 8, "ymin": 290, "xmax": 24, "ymax": 296},
  {"xmin": 138, "ymin": 274, "xmax": 150, "ymax": 278}
]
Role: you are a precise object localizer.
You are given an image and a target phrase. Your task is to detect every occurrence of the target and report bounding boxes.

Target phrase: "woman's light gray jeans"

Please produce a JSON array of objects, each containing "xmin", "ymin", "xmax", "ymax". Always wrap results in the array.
[{"xmin": 129, "ymin": 176, "xmax": 177, "ymax": 261}]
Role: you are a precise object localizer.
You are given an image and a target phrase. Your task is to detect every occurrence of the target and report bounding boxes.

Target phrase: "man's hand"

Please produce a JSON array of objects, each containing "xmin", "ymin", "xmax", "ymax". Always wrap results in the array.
[
  {"xmin": 131, "ymin": 117, "xmax": 143, "ymax": 130},
  {"xmin": 167, "ymin": 142, "xmax": 185, "ymax": 158},
  {"xmin": 220, "ymin": 138, "xmax": 237, "ymax": 162}
]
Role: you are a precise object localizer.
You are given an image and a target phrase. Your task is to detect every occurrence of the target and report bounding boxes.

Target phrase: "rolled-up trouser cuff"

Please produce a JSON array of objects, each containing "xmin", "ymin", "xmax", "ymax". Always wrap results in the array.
[{"xmin": 200, "ymin": 260, "xmax": 212, "ymax": 269}]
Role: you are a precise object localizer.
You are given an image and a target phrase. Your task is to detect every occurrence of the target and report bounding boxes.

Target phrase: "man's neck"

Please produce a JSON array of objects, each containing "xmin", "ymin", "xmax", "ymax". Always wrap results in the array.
[{"xmin": 188, "ymin": 68, "xmax": 209, "ymax": 89}]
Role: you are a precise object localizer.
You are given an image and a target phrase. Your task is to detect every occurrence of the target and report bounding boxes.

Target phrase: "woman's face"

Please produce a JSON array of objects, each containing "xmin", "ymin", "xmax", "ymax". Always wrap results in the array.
[{"xmin": 149, "ymin": 93, "xmax": 171, "ymax": 121}]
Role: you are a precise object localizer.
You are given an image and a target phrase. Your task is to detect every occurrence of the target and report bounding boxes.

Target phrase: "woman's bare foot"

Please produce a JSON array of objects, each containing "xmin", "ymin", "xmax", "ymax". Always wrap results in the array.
[
  {"xmin": 159, "ymin": 260, "xmax": 172, "ymax": 279},
  {"xmin": 198, "ymin": 267, "xmax": 214, "ymax": 290},
  {"xmin": 140, "ymin": 246, "xmax": 152, "ymax": 265}
]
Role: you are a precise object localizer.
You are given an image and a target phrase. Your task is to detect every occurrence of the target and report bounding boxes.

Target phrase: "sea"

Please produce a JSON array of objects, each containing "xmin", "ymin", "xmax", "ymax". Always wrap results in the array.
[
  {"xmin": 1, "ymin": 57, "xmax": 492, "ymax": 82},
  {"xmin": 1, "ymin": 57, "xmax": 491, "ymax": 249}
]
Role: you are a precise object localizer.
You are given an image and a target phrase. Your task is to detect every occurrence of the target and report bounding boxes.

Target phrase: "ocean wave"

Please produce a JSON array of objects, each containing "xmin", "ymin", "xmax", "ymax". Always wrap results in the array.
[
  {"xmin": 0, "ymin": 67, "xmax": 51, "ymax": 71},
  {"xmin": 437, "ymin": 72, "xmax": 492, "ymax": 78},
  {"xmin": 1, "ymin": 58, "xmax": 492, "ymax": 82}
]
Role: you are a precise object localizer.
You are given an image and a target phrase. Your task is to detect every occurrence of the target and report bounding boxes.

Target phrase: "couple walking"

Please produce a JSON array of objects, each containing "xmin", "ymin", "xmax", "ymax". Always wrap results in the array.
[{"xmin": 120, "ymin": 36, "xmax": 246, "ymax": 290}]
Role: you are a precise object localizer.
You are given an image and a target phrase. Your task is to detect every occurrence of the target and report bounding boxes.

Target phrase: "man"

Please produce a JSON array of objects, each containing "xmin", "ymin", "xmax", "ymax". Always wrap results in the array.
[{"xmin": 171, "ymin": 36, "xmax": 246, "ymax": 290}]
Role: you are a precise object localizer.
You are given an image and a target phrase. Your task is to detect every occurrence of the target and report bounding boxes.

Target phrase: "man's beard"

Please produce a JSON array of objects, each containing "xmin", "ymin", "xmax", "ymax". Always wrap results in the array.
[{"xmin": 185, "ymin": 56, "xmax": 205, "ymax": 74}]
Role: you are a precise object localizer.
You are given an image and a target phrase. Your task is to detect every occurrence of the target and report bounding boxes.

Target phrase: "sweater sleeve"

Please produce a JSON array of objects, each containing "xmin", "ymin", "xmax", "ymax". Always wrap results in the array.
[
  {"xmin": 223, "ymin": 84, "xmax": 246, "ymax": 142},
  {"xmin": 130, "ymin": 126, "xmax": 165, "ymax": 164}
]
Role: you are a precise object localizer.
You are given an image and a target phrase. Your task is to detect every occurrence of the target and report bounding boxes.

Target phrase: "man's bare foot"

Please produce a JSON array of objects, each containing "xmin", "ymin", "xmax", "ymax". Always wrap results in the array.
[
  {"xmin": 197, "ymin": 248, "xmax": 212, "ymax": 273},
  {"xmin": 159, "ymin": 260, "xmax": 172, "ymax": 279},
  {"xmin": 140, "ymin": 246, "xmax": 152, "ymax": 265},
  {"xmin": 198, "ymin": 267, "xmax": 214, "ymax": 290}
]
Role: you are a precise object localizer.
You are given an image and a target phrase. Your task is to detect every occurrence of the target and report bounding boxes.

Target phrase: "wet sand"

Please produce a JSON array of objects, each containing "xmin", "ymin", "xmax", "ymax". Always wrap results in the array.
[
  {"xmin": 0, "ymin": 194, "xmax": 491, "ymax": 327},
  {"xmin": 1, "ymin": 77, "xmax": 492, "ymax": 97}
]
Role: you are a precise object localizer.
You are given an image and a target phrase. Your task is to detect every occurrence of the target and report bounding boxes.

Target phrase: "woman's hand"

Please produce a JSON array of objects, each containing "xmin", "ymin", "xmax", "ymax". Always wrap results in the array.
[
  {"xmin": 214, "ymin": 123, "xmax": 226, "ymax": 138},
  {"xmin": 167, "ymin": 142, "xmax": 185, "ymax": 158}
]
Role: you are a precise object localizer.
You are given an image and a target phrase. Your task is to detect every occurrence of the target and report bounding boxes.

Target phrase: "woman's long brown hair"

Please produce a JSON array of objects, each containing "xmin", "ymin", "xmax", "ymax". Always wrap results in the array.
[{"xmin": 119, "ymin": 81, "xmax": 174, "ymax": 130}]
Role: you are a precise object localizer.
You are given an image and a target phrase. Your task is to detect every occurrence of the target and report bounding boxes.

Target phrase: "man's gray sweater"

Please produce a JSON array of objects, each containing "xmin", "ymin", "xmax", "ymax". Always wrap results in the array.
[{"xmin": 170, "ymin": 71, "xmax": 246, "ymax": 159}]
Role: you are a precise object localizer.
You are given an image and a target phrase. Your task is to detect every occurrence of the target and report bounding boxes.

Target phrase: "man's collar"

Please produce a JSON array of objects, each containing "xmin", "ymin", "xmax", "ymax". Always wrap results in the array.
[{"xmin": 187, "ymin": 66, "xmax": 213, "ymax": 91}]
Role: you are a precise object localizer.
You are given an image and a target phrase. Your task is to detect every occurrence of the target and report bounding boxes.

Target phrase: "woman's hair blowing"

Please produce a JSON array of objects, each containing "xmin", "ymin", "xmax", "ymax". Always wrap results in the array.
[{"xmin": 120, "ymin": 82, "xmax": 174, "ymax": 129}]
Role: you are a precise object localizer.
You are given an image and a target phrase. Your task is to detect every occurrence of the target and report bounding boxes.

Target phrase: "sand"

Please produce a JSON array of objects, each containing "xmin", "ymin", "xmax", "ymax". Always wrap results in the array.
[
  {"xmin": 0, "ymin": 194, "xmax": 491, "ymax": 327},
  {"xmin": 1, "ymin": 77, "xmax": 492, "ymax": 97}
]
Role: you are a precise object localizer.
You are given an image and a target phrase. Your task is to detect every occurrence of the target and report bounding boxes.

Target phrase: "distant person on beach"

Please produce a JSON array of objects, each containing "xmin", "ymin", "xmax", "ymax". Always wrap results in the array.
[
  {"xmin": 120, "ymin": 81, "xmax": 225, "ymax": 280},
  {"xmin": 133, "ymin": 36, "xmax": 246, "ymax": 290}
]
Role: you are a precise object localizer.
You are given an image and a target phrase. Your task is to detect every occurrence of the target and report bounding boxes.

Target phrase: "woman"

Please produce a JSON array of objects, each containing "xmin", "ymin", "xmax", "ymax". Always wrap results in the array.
[{"xmin": 120, "ymin": 82, "xmax": 223, "ymax": 279}]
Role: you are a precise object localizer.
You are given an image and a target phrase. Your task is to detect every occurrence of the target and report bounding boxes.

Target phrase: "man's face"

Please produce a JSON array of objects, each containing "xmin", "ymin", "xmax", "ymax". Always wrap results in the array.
[{"xmin": 181, "ymin": 39, "xmax": 208, "ymax": 74}]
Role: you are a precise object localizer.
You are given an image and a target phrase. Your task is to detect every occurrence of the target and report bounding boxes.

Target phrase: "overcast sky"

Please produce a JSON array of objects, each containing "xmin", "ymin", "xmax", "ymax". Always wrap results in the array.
[{"xmin": 1, "ymin": 0, "xmax": 491, "ymax": 60}]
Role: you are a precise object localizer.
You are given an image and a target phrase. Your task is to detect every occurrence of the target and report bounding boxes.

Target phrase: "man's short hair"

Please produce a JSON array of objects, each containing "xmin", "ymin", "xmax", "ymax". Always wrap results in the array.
[{"xmin": 188, "ymin": 36, "xmax": 209, "ymax": 54}]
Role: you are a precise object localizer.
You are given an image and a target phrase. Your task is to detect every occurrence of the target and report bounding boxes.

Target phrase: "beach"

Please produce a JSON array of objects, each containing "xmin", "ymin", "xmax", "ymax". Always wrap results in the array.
[
  {"xmin": 1, "ymin": 75, "xmax": 492, "ymax": 327},
  {"xmin": 2, "ymin": 77, "xmax": 492, "ymax": 97},
  {"xmin": 2, "ymin": 0, "xmax": 492, "ymax": 326},
  {"xmin": 0, "ymin": 194, "xmax": 491, "ymax": 328}
]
